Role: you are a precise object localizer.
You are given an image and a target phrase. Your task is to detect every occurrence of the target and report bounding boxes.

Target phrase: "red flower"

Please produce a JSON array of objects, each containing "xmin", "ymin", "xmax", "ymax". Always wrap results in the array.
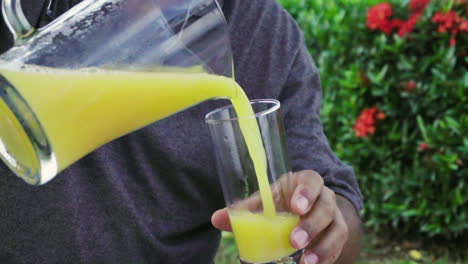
[
  {"xmin": 392, "ymin": 19, "xmax": 405, "ymax": 30},
  {"xmin": 398, "ymin": 13, "xmax": 423, "ymax": 37},
  {"xmin": 450, "ymin": 36, "xmax": 457, "ymax": 46},
  {"xmin": 353, "ymin": 107, "xmax": 386, "ymax": 138},
  {"xmin": 438, "ymin": 24, "xmax": 447, "ymax": 33},
  {"xmin": 367, "ymin": 3, "xmax": 396, "ymax": 34},
  {"xmin": 381, "ymin": 20, "xmax": 397, "ymax": 34},
  {"xmin": 403, "ymin": 81, "xmax": 417, "ymax": 92},
  {"xmin": 432, "ymin": 12, "xmax": 463, "ymax": 32},
  {"xmin": 419, "ymin": 142, "xmax": 430, "ymax": 151},
  {"xmin": 460, "ymin": 20, "xmax": 468, "ymax": 32},
  {"xmin": 376, "ymin": 112, "xmax": 387, "ymax": 120},
  {"xmin": 432, "ymin": 11, "xmax": 465, "ymax": 46},
  {"xmin": 410, "ymin": 0, "xmax": 431, "ymax": 13}
]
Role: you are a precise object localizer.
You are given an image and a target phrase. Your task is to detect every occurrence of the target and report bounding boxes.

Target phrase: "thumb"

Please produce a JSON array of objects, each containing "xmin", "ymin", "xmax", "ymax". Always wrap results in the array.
[{"xmin": 211, "ymin": 208, "xmax": 232, "ymax": 232}]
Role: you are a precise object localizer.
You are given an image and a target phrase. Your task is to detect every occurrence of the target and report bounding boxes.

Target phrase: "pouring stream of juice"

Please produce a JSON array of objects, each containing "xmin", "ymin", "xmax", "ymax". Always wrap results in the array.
[{"xmin": 0, "ymin": 65, "xmax": 298, "ymax": 262}]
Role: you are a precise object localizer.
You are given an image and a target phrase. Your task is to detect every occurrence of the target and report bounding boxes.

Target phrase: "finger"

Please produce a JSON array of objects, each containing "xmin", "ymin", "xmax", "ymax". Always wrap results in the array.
[
  {"xmin": 290, "ymin": 170, "xmax": 324, "ymax": 215},
  {"xmin": 212, "ymin": 191, "xmax": 264, "ymax": 232},
  {"xmin": 231, "ymin": 192, "xmax": 263, "ymax": 212},
  {"xmin": 290, "ymin": 187, "xmax": 336, "ymax": 250},
  {"xmin": 211, "ymin": 208, "xmax": 232, "ymax": 232},
  {"xmin": 302, "ymin": 210, "xmax": 349, "ymax": 264}
]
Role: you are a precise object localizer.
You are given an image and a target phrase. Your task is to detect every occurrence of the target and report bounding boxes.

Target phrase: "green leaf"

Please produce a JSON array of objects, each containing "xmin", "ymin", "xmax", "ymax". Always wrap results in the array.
[
  {"xmin": 445, "ymin": 116, "xmax": 461, "ymax": 134},
  {"xmin": 417, "ymin": 115, "xmax": 430, "ymax": 143},
  {"xmin": 383, "ymin": 203, "xmax": 407, "ymax": 211},
  {"xmin": 402, "ymin": 209, "xmax": 420, "ymax": 218},
  {"xmin": 421, "ymin": 223, "xmax": 441, "ymax": 232},
  {"xmin": 375, "ymin": 65, "xmax": 388, "ymax": 83},
  {"xmin": 448, "ymin": 163, "xmax": 458, "ymax": 170},
  {"xmin": 444, "ymin": 0, "xmax": 454, "ymax": 11},
  {"xmin": 398, "ymin": 56, "xmax": 413, "ymax": 70},
  {"xmin": 455, "ymin": 188, "xmax": 464, "ymax": 206},
  {"xmin": 464, "ymin": 72, "xmax": 468, "ymax": 87}
]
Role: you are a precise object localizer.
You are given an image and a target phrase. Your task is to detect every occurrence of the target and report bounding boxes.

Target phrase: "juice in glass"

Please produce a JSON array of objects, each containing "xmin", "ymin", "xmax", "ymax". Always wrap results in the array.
[{"xmin": 230, "ymin": 210, "xmax": 299, "ymax": 263}]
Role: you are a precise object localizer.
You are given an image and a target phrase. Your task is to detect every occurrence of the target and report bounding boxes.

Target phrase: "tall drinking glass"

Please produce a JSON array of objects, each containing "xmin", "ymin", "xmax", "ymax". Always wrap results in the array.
[{"xmin": 205, "ymin": 99, "xmax": 304, "ymax": 264}]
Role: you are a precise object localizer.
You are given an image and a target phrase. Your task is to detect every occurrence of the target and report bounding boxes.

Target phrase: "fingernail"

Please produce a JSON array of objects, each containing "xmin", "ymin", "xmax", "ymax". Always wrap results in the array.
[
  {"xmin": 292, "ymin": 228, "xmax": 309, "ymax": 248},
  {"xmin": 296, "ymin": 195, "xmax": 309, "ymax": 213},
  {"xmin": 305, "ymin": 253, "xmax": 319, "ymax": 264}
]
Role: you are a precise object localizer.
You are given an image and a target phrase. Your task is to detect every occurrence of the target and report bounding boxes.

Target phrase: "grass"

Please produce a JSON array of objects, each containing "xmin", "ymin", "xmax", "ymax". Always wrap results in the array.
[{"xmin": 215, "ymin": 232, "xmax": 466, "ymax": 264}]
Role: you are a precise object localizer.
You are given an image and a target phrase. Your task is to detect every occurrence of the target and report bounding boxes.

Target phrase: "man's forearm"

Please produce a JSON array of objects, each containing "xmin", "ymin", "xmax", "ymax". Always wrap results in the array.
[{"xmin": 335, "ymin": 195, "xmax": 363, "ymax": 264}]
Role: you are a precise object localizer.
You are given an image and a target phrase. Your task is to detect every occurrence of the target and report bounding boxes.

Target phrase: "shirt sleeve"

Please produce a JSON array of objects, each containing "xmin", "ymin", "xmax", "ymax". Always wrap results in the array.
[{"xmin": 279, "ymin": 43, "xmax": 364, "ymax": 212}]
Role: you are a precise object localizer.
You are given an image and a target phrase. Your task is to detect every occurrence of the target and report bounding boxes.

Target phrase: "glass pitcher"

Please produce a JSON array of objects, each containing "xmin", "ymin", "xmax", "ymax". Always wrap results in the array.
[{"xmin": 0, "ymin": 0, "xmax": 234, "ymax": 185}]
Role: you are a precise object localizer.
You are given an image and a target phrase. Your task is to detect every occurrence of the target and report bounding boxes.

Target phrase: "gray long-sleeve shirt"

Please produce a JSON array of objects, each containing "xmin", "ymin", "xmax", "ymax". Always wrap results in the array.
[{"xmin": 0, "ymin": 0, "xmax": 362, "ymax": 263}]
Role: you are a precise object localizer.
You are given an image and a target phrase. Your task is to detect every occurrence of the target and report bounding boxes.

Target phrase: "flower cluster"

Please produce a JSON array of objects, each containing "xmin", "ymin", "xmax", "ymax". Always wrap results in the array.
[
  {"xmin": 366, "ymin": 0, "xmax": 430, "ymax": 37},
  {"xmin": 367, "ymin": 0, "xmax": 468, "ymax": 45},
  {"xmin": 353, "ymin": 107, "xmax": 386, "ymax": 138},
  {"xmin": 366, "ymin": 3, "xmax": 395, "ymax": 34},
  {"xmin": 432, "ymin": 11, "xmax": 468, "ymax": 46}
]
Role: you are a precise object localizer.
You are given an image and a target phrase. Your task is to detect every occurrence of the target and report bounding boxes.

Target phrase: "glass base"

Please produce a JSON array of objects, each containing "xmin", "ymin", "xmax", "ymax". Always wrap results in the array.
[{"xmin": 239, "ymin": 249, "xmax": 304, "ymax": 264}]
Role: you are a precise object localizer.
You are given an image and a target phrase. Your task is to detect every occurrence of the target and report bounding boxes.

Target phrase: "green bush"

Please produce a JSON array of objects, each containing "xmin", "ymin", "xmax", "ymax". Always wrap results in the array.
[{"xmin": 279, "ymin": 0, "xmax": 468, "ymax": 240}]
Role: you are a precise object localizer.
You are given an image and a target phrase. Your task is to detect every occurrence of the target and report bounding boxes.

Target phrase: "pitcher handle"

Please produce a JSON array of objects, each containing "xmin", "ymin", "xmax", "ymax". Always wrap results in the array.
[{"xmin": 2, "ymin": 0, "xmax": 35, "ymax": 43}]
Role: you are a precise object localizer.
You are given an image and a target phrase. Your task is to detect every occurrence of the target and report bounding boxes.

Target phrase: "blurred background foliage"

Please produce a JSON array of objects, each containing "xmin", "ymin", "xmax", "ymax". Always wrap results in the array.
[{"xmin": 279, "ymin": 0, "xmax": 468, "ymax": 241}]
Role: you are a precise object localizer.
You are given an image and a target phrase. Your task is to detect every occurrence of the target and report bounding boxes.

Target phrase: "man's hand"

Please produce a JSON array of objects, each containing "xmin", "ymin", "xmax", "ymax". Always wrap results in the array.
[{"xmin": 211, "ymin": 170, "xmax": 362, "ymax": 264}]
